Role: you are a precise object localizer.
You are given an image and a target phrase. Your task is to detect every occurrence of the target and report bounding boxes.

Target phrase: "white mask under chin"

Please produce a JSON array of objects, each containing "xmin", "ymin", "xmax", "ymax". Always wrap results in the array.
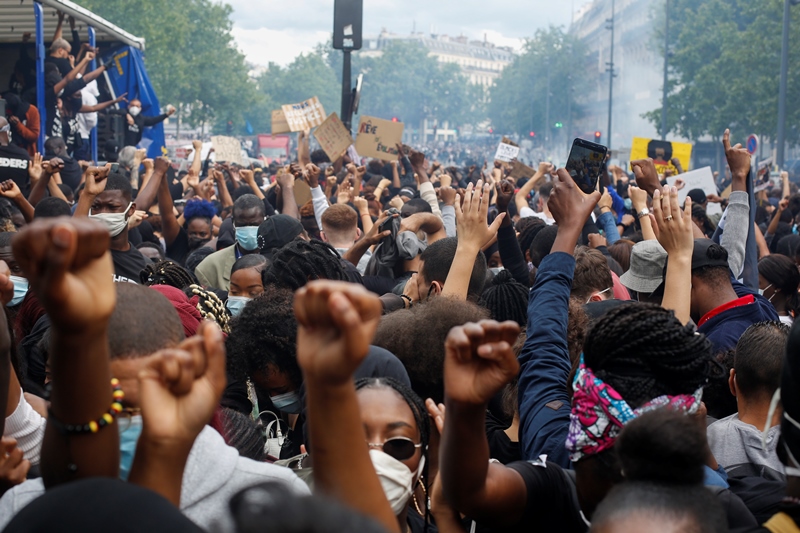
[{"xmin": 369, "ymin": 449, "xmax": 425, "ymax": 515}]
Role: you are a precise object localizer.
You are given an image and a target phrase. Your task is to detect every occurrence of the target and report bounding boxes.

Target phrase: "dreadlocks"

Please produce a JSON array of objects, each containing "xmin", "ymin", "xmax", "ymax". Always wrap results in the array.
[
  {"xmin": 583, "ymin": 302, "xmax": 718, "ymax": 409},
  {"xmin": 186, "ymin": 284, "xmax": 231, "ymax": 334},
  {"xmin": 263, "ymin": 239, "xmax": 347, "ymax": 291},
  {"xmin": 140, "ymin": 260, "xmax": 196, "ymax": 288},
  {"xmin": 479, "ymin": 270, "xmax": 529, "ymax": 326}
]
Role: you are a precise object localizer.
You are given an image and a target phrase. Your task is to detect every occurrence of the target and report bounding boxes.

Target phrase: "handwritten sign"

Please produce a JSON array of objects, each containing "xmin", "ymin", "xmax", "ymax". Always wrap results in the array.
[
  {"xmin": 313, "ymin": 112, "xmax": 353, "ymax": 162},
  {"xmin": 666, "ymin": 166, "xmax": 721, "ymax": 216},
  {"xmin": 271, "ymin": 109, "xmax": 291, "ymax": 134},
  {"xmin": 495, "ymin": 142, "xmax": 520, "ymax": 163},
  {"xmin": 630, "ymin": 137, "xmax": 692, "ymax": 175},
  {"xmin": 281, "ymin": 97, "xmax": 326, "ymax": 132},
  {"xmin": 354, "ymin": 116, "xmax": 404, "ymax": 161},
  {"xmin": 509, "ymin": 161, "xmax": 536, "ymax": 180},
  {"xmin": 211, "ymin": 136, "xmax": 243, "ymax": 165}
]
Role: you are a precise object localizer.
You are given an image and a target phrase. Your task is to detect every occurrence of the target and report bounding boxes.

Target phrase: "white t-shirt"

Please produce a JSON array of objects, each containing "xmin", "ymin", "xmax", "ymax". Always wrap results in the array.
[
  {"xmin": 520, "ymin": 206, "xmax": 555, "ymax": 225},
  {"xmin": 77, "ymin": 79, "xmax": 100, "ymax": 139}
]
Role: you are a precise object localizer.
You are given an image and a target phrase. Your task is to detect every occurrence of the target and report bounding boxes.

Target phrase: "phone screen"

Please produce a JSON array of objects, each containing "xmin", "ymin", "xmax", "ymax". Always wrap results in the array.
[{"xmin": 565, "ymin": 139, "xmax": 608, "ymax": 195}]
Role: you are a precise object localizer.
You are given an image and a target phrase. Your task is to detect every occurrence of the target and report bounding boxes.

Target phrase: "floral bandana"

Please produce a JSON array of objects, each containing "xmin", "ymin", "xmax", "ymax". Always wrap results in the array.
[{"xmin": 565, "ymin": 355, "xmax": 703, "ymax": 462}]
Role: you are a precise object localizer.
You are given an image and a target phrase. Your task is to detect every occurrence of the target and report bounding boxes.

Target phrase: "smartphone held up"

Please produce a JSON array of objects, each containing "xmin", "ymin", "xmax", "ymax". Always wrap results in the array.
[{"xmin": 565, "ymin": 138, "xmax": 608, "ymax": 195}]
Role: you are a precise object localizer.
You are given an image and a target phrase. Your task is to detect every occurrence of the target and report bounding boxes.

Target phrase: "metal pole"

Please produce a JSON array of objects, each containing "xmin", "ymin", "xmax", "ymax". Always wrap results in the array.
[
  {"xmin": 661, "ymin": 0, "xmax": 669, "ymax": 140},
  {"xmin": 777, "ymin": 0, "xmax": 791, "ymax": 169},
  {"xmin": 34, "ymin": 1, "xmax": 45, "ymax": 155},
  {"xmin": 341, "ymin": 50, "xmax": 352, "ymax": 131},
  {"xmin": 607, "ymin": 0, "xmax": 615, "ymax": 151},
  {"xmin": 88, "ymin": 26, "xmax": 98, "ymax": 163},
  {"xmin": 545, "ymin": 58, "xmax": 551, "ymax": 146}
]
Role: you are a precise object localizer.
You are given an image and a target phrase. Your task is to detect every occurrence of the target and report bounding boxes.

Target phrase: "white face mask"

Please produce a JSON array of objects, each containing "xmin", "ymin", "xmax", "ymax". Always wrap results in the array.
[
  {"xmin": 128, "ymin": 106, "xmax": 141, "ymax": 117},
  {"xmin": 759, "ymin": 283, "xmax": 774, "ymax": 301},
  {"xmin": 369, "ymin": 449, "xmax": 425, "ymax": 515},
  {"xmin": 90, "ymin": 202, "xmax": 132, "ymax": 237}
]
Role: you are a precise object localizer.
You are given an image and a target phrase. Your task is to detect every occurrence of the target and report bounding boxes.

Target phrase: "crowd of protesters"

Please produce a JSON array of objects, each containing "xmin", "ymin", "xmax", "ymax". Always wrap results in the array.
[{"xmin": 2, "ymin": 75, "xmax": 800, "ymax": 533}]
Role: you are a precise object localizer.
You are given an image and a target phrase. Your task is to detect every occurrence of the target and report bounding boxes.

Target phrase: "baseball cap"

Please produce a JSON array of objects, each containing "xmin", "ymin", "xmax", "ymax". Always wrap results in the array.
[
  {"xmin": 686, "ymin": 189, "xmax": 707, "ymax": 205},
  {"xmin": 691, "ymin": 239, "xmax": 728, "ymax": 271},
  {"xmin": 257, "ymin": 215, "xmax": 304, "ymax": 255},
  {"xmin": 619, "ymin": 240, "xmax": 668, "ymax": 294}
]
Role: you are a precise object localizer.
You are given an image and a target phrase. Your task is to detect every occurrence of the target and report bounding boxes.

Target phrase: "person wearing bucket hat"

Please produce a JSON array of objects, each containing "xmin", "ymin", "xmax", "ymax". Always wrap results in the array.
[{"xmin": 619, "ymin": 240, "xmax": 668, "ymax": 303}]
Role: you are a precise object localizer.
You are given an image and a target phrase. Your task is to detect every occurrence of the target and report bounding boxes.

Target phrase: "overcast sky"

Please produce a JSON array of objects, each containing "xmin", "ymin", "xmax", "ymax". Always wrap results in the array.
[{"xmin": 228, "ymin": 0, "xmax": 595, "ymax": 67}]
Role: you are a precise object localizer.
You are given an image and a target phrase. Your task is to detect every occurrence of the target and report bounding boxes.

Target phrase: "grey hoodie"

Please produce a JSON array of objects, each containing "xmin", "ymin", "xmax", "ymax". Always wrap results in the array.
[
  {"xmin": 707, "ymin": 413, "xmax": 785, "ymax": 479},
  {"xmin": 0, "ymin": 426, "xmax": 310, "ymax": 531}
]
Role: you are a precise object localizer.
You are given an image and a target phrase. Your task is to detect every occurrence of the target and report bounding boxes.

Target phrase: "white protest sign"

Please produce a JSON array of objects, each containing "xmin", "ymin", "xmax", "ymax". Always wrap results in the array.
[
  {"xmin": 494, "ymin": 142, "xmax": 520, "ymax": 163},
  {"xmin": 666, "ymin": 166, "xmax": 721, "ymax": 216},
  {"xmin": 281, "ymin": 97, "xmax": 326, "ymax": 132},
  {"xmin": 211, "ymin": 136, "xmax": 243, "ymax": 165}
]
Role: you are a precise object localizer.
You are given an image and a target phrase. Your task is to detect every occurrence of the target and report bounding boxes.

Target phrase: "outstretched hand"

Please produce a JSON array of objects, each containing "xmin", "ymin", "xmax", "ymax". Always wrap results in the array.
[
  {"xmin": 12, "ymin": 217, "xmax": 114, "ymax": 335},
  {"xmin": 295, "ymin": 281, "xmax": 382, "ymax": 386},
  {"xmin": 723, "ymin": 129, "xmax": 751, "ymax": 182},
  {"xmin": 444, "ymin": 320, "xmax": 521, "ymax": 405},
  {"xmin": 652, "ymin": 185, "xmax": 693, "ymax": 259},
  {"xmin": 631, "ymin": 158, "xmax": 661, "ymax": 198},
  {"xmin": 548, "ymin": 168, "xmax": 601, "ymax": 232},
  {"xmin": 455, "ymin": 180, "xmax": 505, "ymax": 250}
]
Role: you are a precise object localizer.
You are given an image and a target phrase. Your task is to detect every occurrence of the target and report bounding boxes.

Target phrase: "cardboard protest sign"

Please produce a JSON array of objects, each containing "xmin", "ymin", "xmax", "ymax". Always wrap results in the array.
[
  {"xmin": 271, "ymin": 110, "xmax": 291, "ymax": 134},
  {"xmin": 211, "ymin": 136, "xmax": 243, "ymax": 165},
  {"xmin": 313, "ymin": 113, "xmax": 353, "ymax": 162},
  {"xmin": 509, "ymin": 161, "xmax": 536, "ymax": 180},
  {"xmin": 666, "ymin": 166, "xmax": 721, "ymax": 216},
  {"xmin": 495, "ymin": 142, "xmax": 520, "ymax": 163},
  {"xmin": 354, "ymin": 116, "xmax": 404, "ymax": 160},
  {"xmin": 281, "ymin": 97, "xmax": 326, "ymax": 132},
  {"xmin": 630, "ymin": 137, "xmax": 692, "ymax": 175},
  {"xmin": 293, "ymin": 179, "xmax": 312, "ymax": 207}
]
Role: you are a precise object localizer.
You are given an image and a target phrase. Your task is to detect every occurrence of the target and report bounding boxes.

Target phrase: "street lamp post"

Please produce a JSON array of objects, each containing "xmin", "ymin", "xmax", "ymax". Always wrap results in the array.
[
  {"xmin": 777, "ymin": 0, "xmax": 799, "ymax": 168},
  {"xmin": 661, "ymin": 0, "xmax": 669, "ymax": 140},
  {"xmin": 606, "ymin": 0, "xmax": 616, "ymax": 151}
]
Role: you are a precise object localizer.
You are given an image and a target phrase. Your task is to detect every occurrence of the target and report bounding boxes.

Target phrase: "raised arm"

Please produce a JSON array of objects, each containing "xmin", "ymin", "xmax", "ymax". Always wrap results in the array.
[
  {"xmin": 81, "ymin": 93, "xmax": 127, "ymax": 114},
  {"xmin": 14, "ymin": 217, "xmax": 118, "ymax": 487},
  {"xmin": 515, "ymin": 162, "xmax": 551, "ymax": 215},
  {"xmin": 0, "ymin": 181, "xmax": 34, "ymax": 223},
  {"xmin": 211, "ymin": 169, "xmax": 234, "ymax": 209},
  {"xmin": 495, "ymin": 180, "xmax": 530, "ymax": 286},
  {"xmin": 517, "ymin": 169, "xmax": 600, "ymax": 465},
  {"xmin": 28, "ymin": 157, "xmax": 62, "ymax": 208},
  {"xmin": 134, "ymin": 156, "xmax": 171, "ymax": 214},
  {"xmin": 298, "ymin": 130, "xmax": 311, "ymax": 168},
  {"xmin": 295, "ymin": 281, "xmax": 398, "ymax": 532},
  {"xmin": 240, "ymin": 169, "xmax": 265, "ymax": 200},
  {"xmin": 157, "ymin": 166, "xmax": 181, "ymax": 247},
  {"xmin": 629, "ymin": 185, "xmax": 656, "ymax": 240},
  {"xmin": 276, "ymin": 170, "xmax": 300, "ymax": 219},
  {"xmin": 720, "ymin": 129, "xmax": 755, "ymax": 277},
  {"xmin": 652, "ymin": 186, "xmax": 694, "ymax": 325},
  {"xmin": 441, "ymin": 182, "xmax": 504, "ymax": 300}
]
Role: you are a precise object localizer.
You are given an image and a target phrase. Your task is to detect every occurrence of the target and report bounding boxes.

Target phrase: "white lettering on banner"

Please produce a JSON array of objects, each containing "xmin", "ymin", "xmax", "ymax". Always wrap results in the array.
[
  {"xmin": 0, "ymin": 158, "xmax": 29, "ymax": 170},
  {"xmin": 494, "ymin": 143, "xmax": 520, "ymax": 163}
]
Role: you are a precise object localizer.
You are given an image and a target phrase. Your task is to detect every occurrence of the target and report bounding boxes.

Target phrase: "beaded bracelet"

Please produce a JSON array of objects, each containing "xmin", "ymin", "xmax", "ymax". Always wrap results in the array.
[{"xmin": 48, "ymin": 378, "xmax": 125, "ymax": 435}]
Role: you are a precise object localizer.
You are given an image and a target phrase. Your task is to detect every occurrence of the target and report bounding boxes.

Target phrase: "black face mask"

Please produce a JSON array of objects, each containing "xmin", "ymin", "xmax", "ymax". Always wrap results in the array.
[{"xmin": 188, "ymin": 237, "xmax": 210, "ymax": 251}]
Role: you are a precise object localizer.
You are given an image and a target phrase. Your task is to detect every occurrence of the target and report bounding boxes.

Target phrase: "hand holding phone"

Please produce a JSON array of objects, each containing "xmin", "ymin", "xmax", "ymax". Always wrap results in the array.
[{"xmin": 565, "ymin": 138, "xmax": 608, "ymax": 195}]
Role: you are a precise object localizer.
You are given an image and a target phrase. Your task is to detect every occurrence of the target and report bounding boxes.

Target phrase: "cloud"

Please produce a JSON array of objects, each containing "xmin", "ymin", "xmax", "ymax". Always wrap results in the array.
[{"xmin": 227, "ymin": 0, "xmax": 594, "ymax": 66}]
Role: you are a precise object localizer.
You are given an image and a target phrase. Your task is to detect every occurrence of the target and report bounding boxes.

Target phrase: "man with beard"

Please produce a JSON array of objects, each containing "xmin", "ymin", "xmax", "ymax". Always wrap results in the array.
[{"xmin": 156, "ymin": 159, "xmax": 215, "ymax": 265}]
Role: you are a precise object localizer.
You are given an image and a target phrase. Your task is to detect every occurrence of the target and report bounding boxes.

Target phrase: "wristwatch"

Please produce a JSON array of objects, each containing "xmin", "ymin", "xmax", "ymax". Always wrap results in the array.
[{"xmin": 637, "ymin": 208, "xmax": 651, "ymax": 219}]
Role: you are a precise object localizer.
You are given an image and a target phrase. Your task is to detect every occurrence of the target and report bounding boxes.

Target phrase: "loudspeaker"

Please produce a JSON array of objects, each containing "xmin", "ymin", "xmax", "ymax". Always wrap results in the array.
[
  {"xmin": 97, "ymin": 112, "xmax": 125, "ymax": 154},
  {"xmin": 332, "ymin": 0, "xmax": 363, "ymax": 50}
]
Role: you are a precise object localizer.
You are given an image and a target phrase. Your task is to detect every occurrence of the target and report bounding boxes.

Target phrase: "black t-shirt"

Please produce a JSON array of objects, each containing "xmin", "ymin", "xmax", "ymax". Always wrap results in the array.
[
  {"xmin": 166, "ymin": 227, "xmax": 191, "ymax": 265},
  {"xmin": 110, "ymin": 245, "xmax": 149, "ymax": 284},
  {"xmin": 501, "ymin": 460, "xmax": 587, "ymax": 533},
  {"xmin": 44, "ymin": 151, "xmax": 81, "ymax": 192},
  {"xmin": 0, "ymin": 144, "xmax": 30, "ymax": 197},
  {"xmin": 486, "ymin": 411, "xmax": 520, "ymax": 465}
]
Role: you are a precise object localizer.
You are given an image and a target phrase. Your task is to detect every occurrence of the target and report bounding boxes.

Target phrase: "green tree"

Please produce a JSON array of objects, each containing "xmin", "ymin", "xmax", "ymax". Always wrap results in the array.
[
  {"xmin": 646, "ymin": 0, "xmax": 800, "ymax": 145},
  {"xmin": 76, "ymin": 0, "xmax": 260, "ymax": 132},
  {"xmin": 488, "ymin": 27, "xmax": 586, "ymax": 139}
]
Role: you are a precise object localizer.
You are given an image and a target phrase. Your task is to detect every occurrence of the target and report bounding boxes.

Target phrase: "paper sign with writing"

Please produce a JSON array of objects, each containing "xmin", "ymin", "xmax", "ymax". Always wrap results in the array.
[
  {"xmin": 495, "ymin": 142, "xmax": 520, "ymax": 163},
  {"xmin": 630, "ymin": 137, "xmax": 692, "ymax": 175},
  {"xmin": 281, "ymin": 97, "xmax": 326, "ymax": 132},
  {"xmin": 509, "ymin": 161, "xmax": 536, "ymax": 180},
  {"xmin": 271, "ymin": 110, "xmax": 291, "ymax": 134},
  {"xmin": 211, "ymin": 136, "xmax": 243, "ymax": 165},
  {"xmin": 354, "ymin": 116, "xmax": 404, "ymax": 161},
  {"xmin": 313, "ymin": 112, "xmax": 353, "ymax": 162},
  {"xmin": 666, "ymin": 166, "xmax": 721, "ymax": 216}
]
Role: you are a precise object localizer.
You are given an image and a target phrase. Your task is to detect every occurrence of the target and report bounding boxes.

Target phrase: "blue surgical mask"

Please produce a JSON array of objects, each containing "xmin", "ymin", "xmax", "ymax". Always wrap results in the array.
[
  {"xmin": 226, "ymin": 295, "xmax": 251, "ymax": 317},
  {"xmin": 7, "ymin": 276, "xmax": 27, "ymax": 307},
  {"xmin": 624, "ymin": 198, "xmax": 633, "ymax": 211},
  {"xmin": 270, "ymin": 391, "xmax": 302, "ymax": 414},
  {"xmin": 119, "ymin": 415, "xmax": 143, "ymax": 481},
  {"xmin": 235, "ymin": 226, "xmax": 259, "ymax": 251}
]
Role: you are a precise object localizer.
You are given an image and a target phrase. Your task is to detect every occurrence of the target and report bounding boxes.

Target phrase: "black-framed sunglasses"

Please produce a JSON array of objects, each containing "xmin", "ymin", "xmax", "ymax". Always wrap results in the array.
[{"xmin": 367, "ymin": 437, "xmax": 422, "ymax": 461}]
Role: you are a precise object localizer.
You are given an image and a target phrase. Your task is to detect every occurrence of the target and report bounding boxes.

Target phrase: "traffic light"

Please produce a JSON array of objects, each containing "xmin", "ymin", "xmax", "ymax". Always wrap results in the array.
[
  {"xmin": 594, "ymin": 131, "xmax": 602, "ymax": 142},
  {"xmin": 391, "ymin": 117, "xmax": 398, "ymax": 122},
  {"xmin": 488, "ymin": 127, "xmax": 494, "ymax": 134},
  {"xmin": 529, "ymin": 131, "xmax": 536, "ymax": 137},
  {"xmin": 554, "ymin": 122, "xmax": 563, "ymax": 128}
]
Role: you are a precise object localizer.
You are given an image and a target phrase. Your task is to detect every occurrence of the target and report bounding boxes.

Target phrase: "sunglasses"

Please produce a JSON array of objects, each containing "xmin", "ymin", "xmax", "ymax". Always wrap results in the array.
[{"xmin": 367, "ymin": 437, "xmax": 422, "ymax": 461}]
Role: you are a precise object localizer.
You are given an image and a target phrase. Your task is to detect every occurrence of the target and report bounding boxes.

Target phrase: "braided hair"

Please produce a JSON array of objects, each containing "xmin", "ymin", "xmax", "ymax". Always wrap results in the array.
[
  {"xmin": 263, "ymin": 239, "xmax": 347, "ymax": 291},
  {"xmin": 583, "ymin": 302, "xmax": 718, "ymax": 409},
  {"xmin": 186, "ymin": 284, "xmax": 231, "ymax": 334},
  {"xmin": 355, "ymin": 377, "xmax": 431, "ymax": 450},
  {"xmin": 140, "ymin": 259, "xmax": 196, "ymax": 288},
  {"xmin": 516, "ymin": 217, "xmax": 546, "ymax": 262},
  {"xmin": 479, "ymin": 270, "xmax": 529, "ymax": 326}
]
